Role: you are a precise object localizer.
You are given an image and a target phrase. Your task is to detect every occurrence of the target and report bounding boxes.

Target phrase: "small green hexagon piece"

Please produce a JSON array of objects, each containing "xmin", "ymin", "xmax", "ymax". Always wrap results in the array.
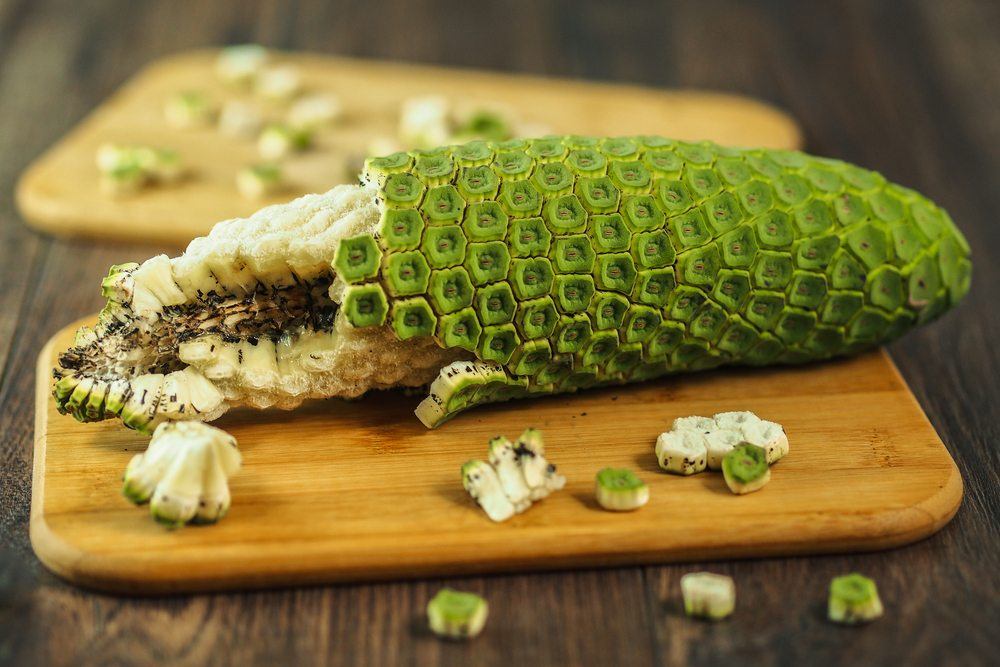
[
  {"xmin": 646, "ymin": 321, "xmax": 685, "ymax": 359},
  {"xmin": 412, "ymin": 153, "xmax": 456, "ymax": 186},
  {"xmin": 462, "ymin": 201, "xmax": 509, "ymax": 242},
  {"xmin": 478, "ymin": 323, "xmax": 520, "ymax": 364},
  {"xmin": 590, "ymin": 213, "xmax": 632, "ymax": 252},
  {"xmin": 657, "ymin": 179, "xmax": 695, "ymax": 214},
  {"xmin": 555, "ymin": 314, "xmax": 593, "ymax": 354},
  {"xmin": 717, "ymin": 157, "xmax": 752, "ymax": 186},
  {"xmin": 671, "ymin": 338, "xmax": 712, "ymax": 368},
  {"xmin": 717, "ymin": 316, "xmax": 761, "ymax": 355},
  {"xmin": 751, "ymin": 251, "xmax": 794, "ymax": 290},
  {"xmin": 644, "ymin": 149, "xmax": 682, "ymax": 177},
  {"xmin": 390, "ymin": 296, "xmax": 436, "ymax": 340},
  {"xmin": 580, "ymin": 329, "xmax": 619, "ymax": 367},
  {"xmin": 606, "ymin": 342, "xmax": 643, "ymax": 374},
  {"xmin": 890, "ymin": 221, "xmax": 929, "ymax": 265},
  {"xmin": 509, "ymin": 217, "xmax": 551, "ymax": 257},
  {"xmin": 773, "ymin": 173, "xmax": 810, "ymax": 206},
  {"xmin": 847, "ymin": 307, "xmax": 891, "ymax": 342},
  {"xmin": 792, "ymin": 200, "xmax": 835, "ymax": 236},
  {"xmin": 718, "ymin": 225, "xmax": 758, "ymax": 268},
  {"xmin": 833, "ymin": 192, "xmax": 868, "ymax": 226},
  {"xmin": 436, "ymin": 307, "xmax": 482, "ymax": 351},
  {"xmin": 677, "ymin": 245, "xmax": 722, "ymax": 287},
  {"xmin": 590, "ymin": 291, "xmax": 630, "ymax": 330},
  {"xmin": 600, "ymin": 137, "xmax": 640, "ymax": 159},
  {"xmin": 774, "ymin": 307, "xmax": 817, "ymax": 344},
  {"xmin": 840, "ymin": 164, "xmax": 885, "ymax": 192},
  {"xmin": 676, "ymin": 141, "xmax": 716, "ymax": 165},
  {"xmin": 869, "ymin": 190, "xmax": 906, "ymax": 223},
  {"xmin": 701, "ymin": 191, "xmax": 743, "ymax": 235},
  {"xmin": 551, "ymin": 235, "xmax": 597, "ymax": 273},
  {"xmin": 684, "ymin": 168, "xmax": 723, "ymax": 200},
  {"xmin": 906, "ymin": 254, "xmax": 942, "ymax": 308},
  {"xmin": 801, "ymin": 324, "xmax": 845, "ymax": 357},
  {"xmin": 421, "ymin": 185, "xmax": 466, "ymax": 224},
  {"xmin": 845, "ymin": 222, "xmax": 891, "ymax": 270},
  {"xmin": 456, "ymin": 165, "xmax": 500, "ymax": 202},
  {"xmin": 803, "ymin": 166, "xmax": 843, "ymax": 193},
  {"xmin": 746, "ymin": 153, "xmax": 782, "ymax": 179},
  {"xmin": 743, "ymin": 290, "xmax": 785, "ymax": 330},
  {"xmin": 689, "ymin": 300, "xmax": 728, "ymax": 341},
  {"xmin": 737, "ymin": 179, "xmax": 775, "ymax": 217},
  {"xmin": 464, "ymin": 241, "xmax": 511, "ymax": 286},
  {"xmin": 493, "ymin": 150, "xmax": 533, "ymax": 180},
  {"xmin": 885, "ymin": 308, "xmax": 917, "ymax": 340},
  {"xmin": 566, "ymin": 148, "xmax": 608, "ymax": 176},
  {"xmin": 515, "ymin": 296, "xmax": 559, "ymax": 339},
  {"xmin": 378, "ymin": 208, "xmax": 424, "ymax": 251},
  {"xmin": 343, "ymin": 283, "xmax": 389, "ymax": 328},
  {"xmin": 609, "ymin": 160, "xmax": 652, "ymax": 194},
  {"xmin": 594, "ymin": 252, "xmax": 638, "ymax": 293},
  {"xmin": 787, "ymin": 270, "xmax": 828, "ymax": 309},
  {"xmin": 670, "ymin": 208, "xmax": 713, "ymax": 249},
  {"xmin": 623, "ymin": 305, "xmax": 662, "ymax": 343},
  {"xmin": 427, "ymin": 266, "xmax": 474, "ymax": 314},
  {"xmin": 621, "ymin": 195, "xmax": 666, "ymax": 232},
  {"xmin": 421, "ymin": 225, "xmax": 468, "ymax": 268},
  {"xmin": 575, "ymin": 176, "xmax": 621, "ymax": 214},
  {"xmin": 475, "ymin": 281, "xmax": 517, "ymax": 325},
  {"xmin": 535, "ymin": 355, "xmax": 574, "ymax": 385},
  {"xmin": 753, "ymin": 209, "xmax": 796, "ymax": 249},
  {"xmin": 910, "ymin": 202, "xmax": 946, "ymax": 240},
  {"xmin": 820, "ymin": 290, "xmax": 864, "ymax": 325},
  {"xmin": 543, "ymin": 194, "xmax": 589, "ymax": 234},
  {"xmin": 333, "ymin": 234, "xmax": 382, "ymax": 284},
  {"xmin": 383, "ymin": 250, "xmax": 431, "ymax": 296},
  {"xmin": 364, "ymin": 152, "xmax": 412, "ymax": 180},
  {"xmin": 532, "ymin": 162, "xmax": 574, "ymax": 196},
  {"xmin": 553, "ymin": 274, "xmax": 596, "ymax": 313},
  {"xmin": 633, "ymin": 267, "xmax": 676, "ymax": 307},
  {"xmin": 768, "ymin": 149, "xmax": 808, "ymax": 169},
  {"xmin": 510, "ymin": 257, "xmax": 555, "ymax": 299},
  {"xmin": 510, "ymin": 339, "xmax": 553, "ymax": 376},
  {"xmin": 527, "ymin": 137, "xmax": 568, "ymax": 162},
  {"xmin": 712, "ymin": 269, "xmax": 752, "ymax": 311},
  {"xmin": 667, "ymin": 285, "xmax": 709, "ymax": 322},
  {"xmin": 630, "ymin": 230, "xmax": 675, "ymax": 269},
  {"xmin": 794, "ymin": 235, "xmax": 841, "ymax": 270},
  {"xmin": 499, "ymin": 179, "xmax": 543, "ymax": 218},
  {"xmin": 828, "ymin": 250, "xmax": 868, "ymax": 290},
  {"xmin": 453, "ymin": 141, "xmax": 494, "ymax": 166}
]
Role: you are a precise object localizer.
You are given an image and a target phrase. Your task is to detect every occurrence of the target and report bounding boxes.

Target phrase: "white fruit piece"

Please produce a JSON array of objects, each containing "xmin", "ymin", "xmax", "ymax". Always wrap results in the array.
[
  {"xmin": 739, "ymin": 419, "xmax": 789, "ymax": 464},
  {"xmin": 671, "ymin": 415, "xmax": 715, "ymax": 432},
  {"xmin": 461, "ymin": 460, "xmax": 515, "ymax": 523},
  {"xmin": 287, "ymin": 94, "xmax": 341, "ymax": 130},
  {"xmin": 219, "ymin": 100, "xmax": 265, "ymax": 138},
  {"xmin": 487, "ymin": 436, "xmax": 532, "ymax": 512},
  {"xmin": 215, "ymin": 44, "xmax": 269, "ymax": 87},
  {"xmin": 681, "ymin": 572, "xmax": 736, "ymax": 620},
  {"xmin": 164, "ymin": 91, "xmax": 214, "ymax": 129},
  {"xmin": 237, "ymin": 164, "xmax": 284, "ymax": 199},
  {"xmin": 515, "ymin": 427, "xmax": 565, "ymax": 500},
  {"xmin": 398, "ymin": 95, "xmax": 452, "ymax": 149},
  {"xmin": 258, "ymin": 124, "xmax": 311, "ymax": 160},
  {"xmin": 255, "ymin": 65, "xmax": 302, "ymax": 102},
  {"xmin": 655, "ymin": 430, "xmax": 707, "ymax": 475},
  {"xmin": 704, "ymin": 429, "xmax": 743, "ymax": 471}
]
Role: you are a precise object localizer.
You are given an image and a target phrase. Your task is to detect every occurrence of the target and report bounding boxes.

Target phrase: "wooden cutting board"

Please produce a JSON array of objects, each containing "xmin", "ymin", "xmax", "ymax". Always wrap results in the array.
[
  {"xmin": 31, "ymin": 318, "xmax": 961, "ymax": 594},
  {"xmin": 15, "ymin": 50, "xmax": 802, "ymax": 245}
]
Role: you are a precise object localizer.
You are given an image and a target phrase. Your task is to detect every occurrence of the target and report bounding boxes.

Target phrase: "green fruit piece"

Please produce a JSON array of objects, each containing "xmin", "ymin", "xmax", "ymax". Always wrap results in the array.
[
  {"xmin": 515, "ymin": 296, "xmax": 559, "ymax": 339},
  {"xmin": 475, "ymin": 282, "xmax": 517, "ymax": 325},
  {"xmin": 737, "ymin": 179, "xmax": 775, "ymax": 216},
  {"xmin": 644, "ymin": 149, "xmax": 682, "ymax": 177},
  {"xmin": 938, "ymin": 235, "xmax": 970, "ymax": 298},
  {"xmin": 64, "ymin": 377, "xmax": 95, "ymax": 420},
  {"xmin": 828, "ymin": 250, "xmax": 868, "ymax": 290},
  {"xmin": 638, "ymin": 135, "xmax": 673, "ymax": 148},
  {"xmin": 747, "ymin": 153, "xmax": 783, "ymax": 180},
  {"xmin": 833, "ymin": 192, "xmax": 868, "ymax": 226},
  {"xmin": 792, "ymin": 200, "xmax": 835, "ymax": 236},
  {"xmin": 384, "ymin": 250, "xmax": 431, "ymax": 296},
  {"xmin": 421, "ymin": 185, "xmax": 466, "ymax": 224},
  {"xmin": 535, "ymin": 355, "xmax": 574, "ymax": 386},
  {"xmin": 745, "ymin": 333, "xmax": 784, "ymax": 365},
  {"xmin": 844, "ymin": 222, "xmax": 891, "ymax": 270},
  {"xmin": 910, "ymin": 202, "xmax": 946, "ymax": 240},
  {"xmin": 379, "ymin": 208, "xmax": 424, "ymax": 251},
  {"xmin": 768, "ymin": 149, "xmax": 808, "ymax": 169},
  {"xmin": 623, "ymin": 305, "xmax": 662, "ymax": 343},
  {"xmin": 428, "ymin": 267, "xmax": 475, "ymax": 314},
  {"xmin": 773, "ymin": 173, "xmax": 810, "ymax": 206},
  {"xmin": 575, "ymin": 176, "xmax": 621, "ymax": 214},
  {"xmin": 456, "ymin": 165, "xmax": 500, "ymax": 202},
  {"xmin": 828, "ymin": 573, "xmax": 883, "ymax": 625},
  {"xmin": 717, "ymin": 316, "xmax": 761, "ymax": 355},
  {"xmin": 677, "ymin": 245, "xmax": 722, "ymax": 287},
  {"xmin": 333, "ymin": 235, "xmax": 382, "ymax": 284},
  {"xmin": 865, "ymin": 265, "xmax": 905, "ymax": 311},
  {"xmin": 453, "ymin": 141, "xmax": 494, "ymax": 166},
  {"xmin": 609, "ymin": 160, "xmax": 652, "ymax": 194},
  {"xmin": 421, "ymin": 226, "xmax": 468, "ymax": 268},
  {"xmin": 510, "ymin": 339, "xmax": 553, "ymax": 376},
  {"xmin": 684, "ymin": 168, "xmax": 723, "ymax": 200},
  {"xmin": 606, "ymin": 342, "xmax": 643, "ymax": 375},
  {"xmin": 847, "ymin": 307, "xmax": 891, "ymax": 342},
  {"xmin": 343, "ymin": 283, "xmax": 389, "ymax": 328},
  {"xmin": 600, "ymin": 137, "xmax": 640, "ymax": 159},
  {"xmin": 787, "ymin": 270, "xmax": 828, "ymax": 309},
  {"xmin": 413, "ymin": 153, "xmax": 456, "ymax": 186},
  {"xmin": 622, "ymin": 195, "xmax": 666, "ymax": 232},
  {"xmin": 580, "ymin": 329, "xmax": 619, "ymax": 367},
  {"xmin": 493, "ymin": 150, "xmax": 533, "ymax": 179},
  {"xmin": 701, "ymin": 191, "xmax": 742, "ymax": 235},
  {"xmin": 803, "ymin": 165, "xmax": 843, "ymax": 193},
  {"xmin": 670, "ymin": 208, "xmax": 713, "ymax": 249},
  {"xmin": 464, "ymin": 241, "xmax": 511, "ymax": 286},
  {"xmin": 676, "ymin": 141, "xmax": 716, "ymax": 165},
  {"xmin": 553, "ymin": 274, "xmax": 596, "ymax": 313},
  {"xmin": 462, "ymin": 201, "xmax": 509, "ymax": 242},
  {"xmin": 689, "ymin": 300, "xmax": 728, "ymax": 341},
  {"xmin": 590, "ymin": 213, "xmax": 632, "ymax": 252},
  {"xmin": 718, "ymin": 225, "xmax": 758, "ymax": 268},
  {"xmin": 657, "ymin": 179, "xmax": 695, "ymax": 214},
  {"xmin": 630, "ymin": 230, "xmax": 675, "ymax": 269},
  {"xmin": 717, "ymin": 157, "xmax": 752, "ymax": 186},
  {"xmin": 632, "ymin": 267, "xmax": 676, "ymax": 307},
  {"xmin": 646, "ymin": 321, "xmax": 685, "ymax": 359},
  {"xmin": 555, "ymin": 314, "xmax": 594, "ymax": 354},
  {"xmin": 753, "ymin": 210, "xmax": 796, "ymax": 249},
  {"xmin": 869, "ymin": 190, "xmax": 905, "ymax": 223},
  {"xmin": 566, "ymin": 148, "xmax": 608, "ymax": 176},
  {"xmin": 820, "ymin": 290, "xmax": 864, "ymax": 325},
  {"xmin": 427, "ymin": 588, "xmax": 489, "ymax": 639},
  {"xmin": 509, "ymin": 217, "xmax": 551, "ymax": 257},
  {"xmin": 743, "ymin": 290, "xmax": 786, "ymax": 330},
  {"xmin": 364, "ymin": 152, "xmax": 412, "ymax": 180},
  {"xmin": 751, "ymin": 251, "xmax": 794, "ymax": 289},
  {"xmin": 590, "ymin": 291, "xmax": 630, "ymax": 330},
  {"xmin": 527, "ymin": 137, "xmax": 568, "ymax": 162},
  {"xmin": 543, "ymin": 195, "xmax": 589, "ymax": 234},
  {"xmin": 905, "ymin": 254, "xmax": 942, "ymax": 308},
  {"xmin": 53, "ymin": 374, "xmax": 81, "ymax": 410},
  {"xmin": 712, "ymin": 269, "xmax": 752, "ymax": 311},
  {"xmin": 499, "ymin": 180, "xmax": 543, "ymax": 218},
  {"xmin": 671, "ymin": 338, "xmax": 712, "ymax": 367},
  {"xmin": 890, "ymin": 221, "xmax": 929, "ymax": 264},
  {"xmin": 667, "ymin": 285, "xmax": 709, "ymax": 322},
  {"xmin": 722, "ymin": 443, "xmax": 770, "ymax": 494},
  {"xmin": 436, "ymin": 308, "xmax": 482, "ymax": 352},
  {"xmin": 794, "ymin": 235, "xmax": 840, "ymax": 270},
  {"xmin": 802, "ymin": 324, "xmax": 845, "ymax": 357},
  {"xmin": 532, "ymin": 162, "xmax": 574, "ymax": 196},
  {"xmin": 390, "ymin": 297, "xmax": 437, "ymax": 340},
  {"xmin": 774, "ymin": 307, "xmax": 816, "ymax": 344},
  {"xmin": 509, "ymin": 257, "xmax": 554, "ymax": 299},
  {"xmin": 593, "ymin": 252, "xmax": 637, "ymax": 293}
]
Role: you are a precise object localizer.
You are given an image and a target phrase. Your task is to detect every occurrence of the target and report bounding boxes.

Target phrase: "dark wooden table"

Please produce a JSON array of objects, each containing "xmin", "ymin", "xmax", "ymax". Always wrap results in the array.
[{"xmin": 2, "ymin": 1, "xmax": 998, "ymax": 664}]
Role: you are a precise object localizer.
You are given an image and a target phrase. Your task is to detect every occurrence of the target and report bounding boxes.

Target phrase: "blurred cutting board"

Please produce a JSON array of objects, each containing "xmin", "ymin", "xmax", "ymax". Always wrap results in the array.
[
  {"xmin": 31, "ymin": 318, "xmax": 960, "ymax": 594},
  {"xmin": 16, "ymin": 49, "xmax": 802, "ymax": 246}
]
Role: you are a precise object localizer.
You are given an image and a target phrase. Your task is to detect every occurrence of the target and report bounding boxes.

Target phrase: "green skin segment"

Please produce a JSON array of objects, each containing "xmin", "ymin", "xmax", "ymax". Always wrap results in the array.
[
  {"xmin": 721, "ymin": 442, "xmax": 770, "ymax": 494},
  {"xmin": 828, "ymin": 573, "xmax": 884, "ymax": 624},
  {"xmin": 595, "ymin": 467, "xmax": 649, "ymax": 511},
  {"xmin": 360, "ymin": 135, "xmax": 971, "ymax": 426},
  {"xmin": 427, "ymin": 588, "xmax": 489, "ymax": 639}
]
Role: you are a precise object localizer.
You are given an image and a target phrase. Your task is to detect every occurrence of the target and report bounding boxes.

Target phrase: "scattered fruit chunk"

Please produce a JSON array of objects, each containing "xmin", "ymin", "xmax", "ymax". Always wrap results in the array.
[
  {"xmin": 681, "ymin": 572, "xmax": 736, "ymax": 620},
  {"xmin": 828, "ymin": 573, "xmax": 884, "ymax": 624},
  {"xmin": 595, "ymin": 467, "xmax": 649, "ymax": 511},
  {"xmin": 427, "ymin": 588, "xmax": 488, "ymax": 639}
]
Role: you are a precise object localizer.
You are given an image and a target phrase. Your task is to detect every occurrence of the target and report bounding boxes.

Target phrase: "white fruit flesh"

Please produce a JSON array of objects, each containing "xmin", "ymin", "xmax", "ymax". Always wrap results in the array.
[
  {"xmin": 681, "ymin": 572, "xmax": 735, "ymax": 620},
  {"xmin": 655, "ymin": 431, "xmax": 707, "ymax": 475},
  {"xmin": 462, "ymin": 460, "xmax": 515, "ymax": 523}
]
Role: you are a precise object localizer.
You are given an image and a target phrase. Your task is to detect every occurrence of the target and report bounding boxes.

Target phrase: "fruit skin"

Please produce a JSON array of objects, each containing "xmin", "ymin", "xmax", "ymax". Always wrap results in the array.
[
  {"xmin": 721, "ymin": 443, "xmax": 771, "ymax": 494},
  {"xmin": 828, "ymin": 573, "xmax": 884, "ymax": 624},
  {"xmin": 427, "ymin": 588, "xmax": 489, "ymax": 639},
  {"xmin": 356, "ymin": 135, "xmax": 971, "ymax": 427}
]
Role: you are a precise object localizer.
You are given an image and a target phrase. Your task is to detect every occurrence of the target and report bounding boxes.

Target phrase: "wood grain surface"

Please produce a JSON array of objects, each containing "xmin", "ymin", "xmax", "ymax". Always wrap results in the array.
[
  {"xmin": 2, "ymin": 1, "xmax": 998, "ymax": 666},
  {"xmin": 15, "ymin": 50, "xmax": 801, "ymax": 245},
  {"xmin": 31, "ymin": 320, "xmax": 961, "ymax": 594}
]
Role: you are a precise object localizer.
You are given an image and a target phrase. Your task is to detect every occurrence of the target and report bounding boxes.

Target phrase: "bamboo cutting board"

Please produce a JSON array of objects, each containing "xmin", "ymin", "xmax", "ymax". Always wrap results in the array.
[
  {"xmin": 15, "ymin": 50, "xmax": 802, "ymax": 245},
  {"xmin": 31, "ymin": 319, "xmax": 961, "ymax": 594}
]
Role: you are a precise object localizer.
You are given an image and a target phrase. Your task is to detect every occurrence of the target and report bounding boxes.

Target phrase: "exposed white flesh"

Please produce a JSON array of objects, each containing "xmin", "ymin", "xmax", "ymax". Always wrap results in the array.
[{"xmin": 462, "ymin": 460, "xmax": 515, "ymax": 522}]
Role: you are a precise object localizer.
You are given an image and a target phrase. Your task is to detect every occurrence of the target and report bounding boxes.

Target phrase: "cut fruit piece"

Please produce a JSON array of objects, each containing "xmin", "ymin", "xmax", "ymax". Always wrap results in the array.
[
  {"xmin": 461, "ymin": 459, "xmax": 515, "ymax": 522},
  {"xmin": 487, "ymin": 436, "xmax": 532, "ymax": 511},
  {"xmin": 427, "ymin": 588, "xmax": 489, "ymax": 640},
  {"xmin": 681, "ymin": 572, "xmax": 736, "ymax": 620},
  {"xmin": 721, "ymin": 443, "xmax": 771, "ymax": 494},
  {"xmin": 655, "ymin": 430, "xmax": 707, "ymax": 475},
  {"xmin": 515, "ymin": 426, "xmax": 565, "ymax": 500},
  {"xmin": 595, "ymin": 468, "xmax": 649, "ymax": 511},
  {"xmin": 828, "ymin": 573, "xmax": 884, "ymax": 624}
]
